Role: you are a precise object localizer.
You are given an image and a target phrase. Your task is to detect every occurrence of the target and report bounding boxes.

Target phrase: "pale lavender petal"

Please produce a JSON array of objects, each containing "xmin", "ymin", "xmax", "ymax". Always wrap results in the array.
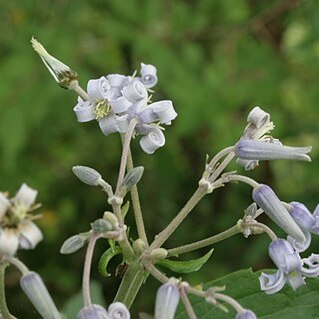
[
  {"xmin": 87, "ymin": 76, "xmax": 111, "ymax": 100},
  {"xmin": 77, "ymin": 304, "xmax": 109, "ymax": 319},
  {"xmin": 287, "ymin": 271, "xmax": 305, "ymax": 290},
  {"xmin": 149, "ymin": 100, "xmax": 177, "ymax": 124},
  {"xmin": 300, "ymin": 254, "xmax": 319, "ymax": 277},
  {"xmin": 140, "ymin": 63, "xmax": 158, "ymax": 88},
  {"xmin": 106, "ymin": 74, "xmax": 128, "ymax": 88},
  {"xmin": 287, "ymin": 230, "xmax": 311, "ymax": 252},
  {"xmin": 0, "ymin": 228, "xmax": 19, "ymax": 256},
  {"xmin": 98, "ymin": 116, "xmax": 119, "ymax": 136},
  {"xmin": 18, "ymin": 221, "xmax": 43, "ymax": 249},
  {"xmin": 236, "ymin": 158, "xmax": 259, "ymax": 171},
  {"xmin": 259, "ymin": 270, "xmax": 286, "ymax": 294},
  {"xmin": 236, "ymin": 139, "xmax": 312, "ymax": 162},
  {"xmin": 247, "ymin": 106, "xmax": 270, "ymax": 128},
  {"xmin": 14, "ymin": 183, "xmax": 37, "ymax": 208},
  {"xmin": 252, "ymin": 185, "xmax": 305, "ymax": 242},
  {"xmin": 0, "ymin": 193, "xmax": 10, "ymax": 219},
  {"xmin": 108, "ymin": 302, "xmax": 130, "ymax": 319},
  {"xmin": 115, "ymin": 115, "xmax": 130, "ymax": 133},
  {"xmin": 139, "ymin": 128, "xmax": 165, "ymax": 154},
  {"xmin": 138, "ymin": 107, "xmax": 157, "ymax": 124},
  {"xmin": 109, "ymin": 96, "xmax": 132, "ymax": 113},
  {"xmin": 289, "ymin": 202, "xmax": 315, "ymax": 231},
  {"xmin": 73, "ymin": 97, "xmax": 96, "ymax": 122},
  {"xmin": 122, "ymin": 81, "xmax": 148, "ymax": 103}
]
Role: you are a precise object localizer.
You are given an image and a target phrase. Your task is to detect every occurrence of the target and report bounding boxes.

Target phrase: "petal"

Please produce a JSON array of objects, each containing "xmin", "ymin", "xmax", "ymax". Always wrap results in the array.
[
  {"xmin": 287, "ymin": 270, "xmax": 305, "ymax": 290},
  {"xmin": 300, "ymin": 254, "xmax": 319, "ymax": 277},
  {"xmin": 148, "ymin": 100, "xmax": 177, "ymax": 124},
  {"xmin": 259, "ymin": 270, "xmax": 286, "ymax": 294},
  {"xmin": 140, "ymin": 63, "xmax": 158, "ymax": 88},
  {"xmin": 73, "ymin": 97, "xmax": 96, "ymax": 122},
  {"xmin": 289, "ymin": 202, "xmax": 315, "ymax": 231},
  {"xmin": 14, "ymin": 183, "xmax": 37, "ymax": 208},
  {"xmin": 122, "ymin": 81, "xmax": 148, "ymax": 103},
  {"xmin": 87, "ymin": 76, "xmax": 111, "ymax": 100},
  {"xmin": 106, "ymin": 74, "xmax": 128, "ymax": 88},
  {"xmin": 253, "ymin": 185, "xmax": 305, "ymax": 242},
  {"xmin": 98, "ymin": 116, "xmax": 119, "ymax": 136},
  {"xmin": 287, "ymin": 230, "xmax": 311, "ymax": 252},
  {"xmin": 247, "ymin": 106, "xmax": 270, "ymax": 129},
  {"xmin": 139, "ymin": 128, "xmax": 165, "ymax": 154},
  {"xmin": 235, "ymin": 310, "xmax": 257, "ymax": 319},
  {"xmin": 109, "ymin": 96, "xmax": 132, "ymax": 113},
  {"xmin": 0, "ymin": 193, "xmax": 10, "ymax": 219},
  {"xmin": 115, "ymin": 115, "xmax": 130, "ymax": 133},
  {"xmin": 235, "ymin": 158, "xmax": 259, "ymax": 171},
  {"xmin": 76, "ymin": 304, "xmax": 109, "ymax": 319},
  {"xmin": 0, "ymin": 228, "xmax": 19, "ymax": 256},
  {"xmin": 18, "ymin": 221, "xmax": 43, "ymax": 249},
  {"xmin": 108, "ymin": 302, "xmax": 130, "ymax": 319}
]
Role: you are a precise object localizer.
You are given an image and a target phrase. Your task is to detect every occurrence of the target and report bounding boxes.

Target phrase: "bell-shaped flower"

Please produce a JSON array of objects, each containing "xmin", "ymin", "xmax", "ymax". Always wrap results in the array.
[
  {"xmin": 20, "ymin": 271, "xmax": 61, "ymax": 319},
  {"xmin": 108, "ymin": 302, "xmax": 130, "ymax": 319},
  {"xmin": 140, "ymin": 63, "xmax": 158, "ymax": 88},
  {"xmin": 76, "ymin": 304, "xmax": 109, "ymax": 319},
  {"xmin": 235, "ymin": 309, "xmax": 257, "ymax": 319},
  {"xmin": 252, "ymin": 184, "xmax": 305, "ymax": 242},
  {"xmin": 259, "ymin": 239, "xmax": 319, "ymax": 294},
  {"xmin": 0, "ymin": 184, "xmax": 43, "ymax": 256},
  {"xmin": 287, "ymin": 202, "xmax": 319, "ymax": 252},
  {"xmin": 235, "ymin": 139, "xmax": 312, "ymax": 162},
  {"xmin": 155, "ymin": 278, "xmax": 180, "ymax": 319}
]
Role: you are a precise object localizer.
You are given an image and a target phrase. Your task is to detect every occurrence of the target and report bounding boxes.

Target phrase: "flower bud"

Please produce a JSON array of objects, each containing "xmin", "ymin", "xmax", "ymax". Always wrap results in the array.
[
  {"xmin": 76, "ymin": 304, "xmax": 109, "ymax": 319},
  {"xmin": 155, "ymin": 279, "xmax": 180, "ymax": 319},
  {"xmin": 103, "ymin": 212, "xmax": 119, "ymax": 228},
  {"xmin": 123, "ymin": 167, "xmax": 144, "ymax": 190},
  {"xmin": 140, "ymin": 63, "xmax": 158, "ymax": 88},
  {"xmin": 60, "ymin": 233, "xmax": 90, "ymax": 254},
  {"xmin": 151, "ymin": 248, "xmax": 168, "ymax": 262},
  {"xmin": 72, "ymin": 166, "xmax": 102, "ymax": 186},
  {"xmin": 132, "ymin": 239, "xmax": 147, "ymax": 257},
  {"xmin": 108, "ymin": 302, "xmax": 130, "ymax": 319},
  {"xmin": 252, "ymin": 184, "xmax": 305, "ymax": 242},
  {"xmin": 91, "ymin": 219, "xmax": 113, "ymax": 233},
  {"xmin": 20, "ymin": 271, "xmax": 61, "ymax": 319},
  {"xmin": 235, "ymin": 309, "xmax": 257, "ymax": 319}
]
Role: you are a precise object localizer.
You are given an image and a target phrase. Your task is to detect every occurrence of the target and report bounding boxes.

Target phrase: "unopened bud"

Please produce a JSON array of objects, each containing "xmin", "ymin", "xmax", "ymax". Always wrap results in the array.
[
  {"xmin": 108, "ymin": 302, "xmax": 130, "ymax": 319},
  {"xmin": 20, "ymin": 271, "xmax": 61, "ymax": 319},
  {"xmin": 103, "ymin": 212, "xmax": 119, "ymax": 228},
  {"xmin": 76, "ymin": 304, "xmax": 108, "ymax": 319},
  {"xmin": 150, "ymin": 248, "xmax": 168, "ymax": 262},
  {"xmin": 72, "ymin": 166, "xmax": 102, "ymax": 186},
  {"xmin": 60, "ymin": 233, "xmax": 90, "ymax": 254},
  {"xmin": 91, "ymin": 219, "xmax": 113, "ymax": 233},
  {"xmin": 123, "ymin": 167, "xmax": 144, "ymax": 190},
  {"xmin": 132, "ymin": 239, "xmax": 147, "ymax": 257}
]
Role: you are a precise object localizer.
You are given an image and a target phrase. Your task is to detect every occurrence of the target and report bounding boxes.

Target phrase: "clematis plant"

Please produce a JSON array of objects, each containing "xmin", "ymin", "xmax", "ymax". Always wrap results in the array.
[{"xmin": 1, "ymin": 37, "xmax": 319, "ymax": 319}]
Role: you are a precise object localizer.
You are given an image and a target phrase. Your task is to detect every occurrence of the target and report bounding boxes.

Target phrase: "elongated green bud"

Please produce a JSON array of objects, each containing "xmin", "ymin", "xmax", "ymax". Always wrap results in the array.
[{"xmin": 72, "ymin": 166, "xmax": 102, "ymax": 186}]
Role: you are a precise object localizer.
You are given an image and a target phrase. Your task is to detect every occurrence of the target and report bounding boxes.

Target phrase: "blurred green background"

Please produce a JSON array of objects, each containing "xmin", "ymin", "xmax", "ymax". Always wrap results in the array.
[{"xmin": 1, "ymin": 0, "xmax": 319, "ymax": 317}]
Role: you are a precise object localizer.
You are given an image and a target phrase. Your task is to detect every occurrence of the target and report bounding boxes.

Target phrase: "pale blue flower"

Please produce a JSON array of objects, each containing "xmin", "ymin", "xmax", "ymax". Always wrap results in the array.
[
  {"xmin": 76, "ymin": 304, "xmax": 109, "ymax": 319},
  {"xmin": 287, "ymin": 202, "xmax": 319, "ymax": 252},
  {"xmin": 235, "ymin": 309, "xmax": 257, "ymax": 319},
  {"xmin": 252, "ymin": 184, "xmax": 305, "ymax": 242},
  {"xmin": 259, "ymin": 239, "xmax": 319, "ymax": 294}
]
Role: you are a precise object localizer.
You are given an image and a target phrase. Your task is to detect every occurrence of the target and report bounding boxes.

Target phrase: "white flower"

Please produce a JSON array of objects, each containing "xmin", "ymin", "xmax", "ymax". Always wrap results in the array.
[{"xmin": 0, "ymin": 184, "xmax": 43, "ymax": 256}]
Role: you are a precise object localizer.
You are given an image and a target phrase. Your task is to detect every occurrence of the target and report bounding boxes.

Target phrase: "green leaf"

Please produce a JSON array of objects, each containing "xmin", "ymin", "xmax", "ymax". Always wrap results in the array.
[
  {"xmin": 121, "ymin": 201, "xmax": 130, "ymax": 218},
  {"xmin": 175, "ymin": 269, "xmax": 319, "ymax": 319},
  {"xmin": 98, "ymin": 246, "xmax": 122, "ymax": 277},
  {"xmin": 157, "ymin": 249, "xmax": 214, "ymax": 274}
]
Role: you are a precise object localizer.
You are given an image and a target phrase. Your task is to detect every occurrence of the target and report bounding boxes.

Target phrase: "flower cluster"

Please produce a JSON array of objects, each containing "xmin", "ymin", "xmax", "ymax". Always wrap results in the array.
[
  {"xmin": 0, "ymin": 184, "xmax": 43, "ymax": 256},
  {"xmin": 73, "ymin": 64, "xmax": 177, "ymax": 154}
]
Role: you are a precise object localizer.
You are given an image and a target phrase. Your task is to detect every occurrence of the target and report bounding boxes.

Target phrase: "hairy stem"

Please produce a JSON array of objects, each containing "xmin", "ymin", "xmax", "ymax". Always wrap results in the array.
[
  {"xmin": 167, "ymin": 223, "xmax": 242, "ymax": 256},
  {"xmin": 143, "ymin": 262, "xmax": 169, "ymax": 283},
  {"xmin": 113, "ymin": 261, "xmax": 147, "ymax": 308},
  {"xmin": 180, "ymin": 287, "xmax": 197, "ymax": 319},
  {"xmin": 73, "ymin": 82, "xmax": 89, "ymax": 101},
  {"xmin": 115, "ymin": 118, "xmax": 139, "ymax": 195},
  {"xmin": 126, "ymin": 142, "xmax": 148, "ymax": 244},
  {"xmin": 150, "ymin": 187, "xmax": 207, "ymax": 250},
  {"xmin": 82, "ymin": 233, "xmax": 100, "ymax": 308},
  {"xmin": 0, "ymin": 263, "xmax": 17, "ymax": 319},
  {"xmin": 2, "ymin": 256, "xmax": 29, "ymax": 275}
]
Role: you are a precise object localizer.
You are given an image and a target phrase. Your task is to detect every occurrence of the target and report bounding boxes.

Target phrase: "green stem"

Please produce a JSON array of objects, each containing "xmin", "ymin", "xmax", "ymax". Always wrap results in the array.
[
  {"xmin": 167, "ymin": 223, "xmax": 241, "ymax": 256},
  {"xmin": 150, "ymin": 187, "xmax": 206, "ymax": 250},
  {"xmin": 126, "ymin": 148, "xmax": 148, "ymax": 245},
  {"xmin": 0, "ymin": 263, "xmax": 17, "ymax": 319},
  {"xmin": 115, "ymin": 118, "xmax": 139, "ymax": 195},
  {"xmin": 113, "ymin": 261, "xmax": 147, "ymax": 308}
]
